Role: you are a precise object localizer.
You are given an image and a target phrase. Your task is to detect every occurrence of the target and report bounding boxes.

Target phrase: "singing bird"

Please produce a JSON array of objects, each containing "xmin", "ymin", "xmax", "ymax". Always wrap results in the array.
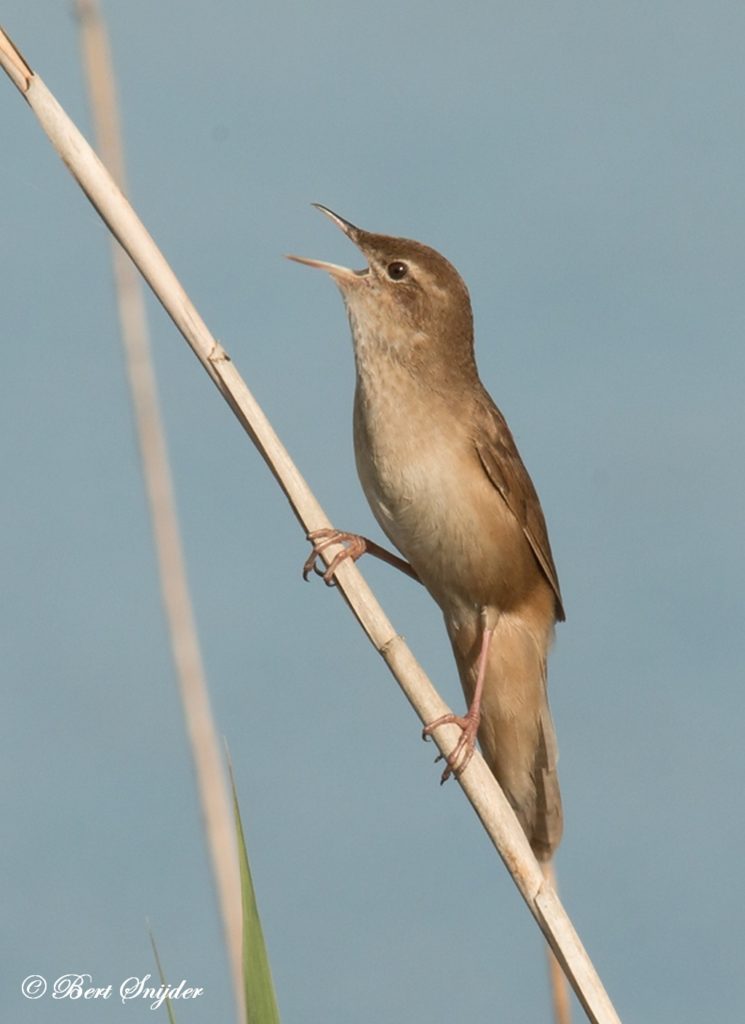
[{"xmin": 289, "ymin": 206, "xmax": 565, "ymax": 861}]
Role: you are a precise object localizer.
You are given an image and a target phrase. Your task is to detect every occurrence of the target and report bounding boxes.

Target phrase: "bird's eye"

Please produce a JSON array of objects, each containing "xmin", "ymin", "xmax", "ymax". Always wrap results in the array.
[{"xmin": 387, "ymin": 261, "xmax": 409, "ymax": 281}]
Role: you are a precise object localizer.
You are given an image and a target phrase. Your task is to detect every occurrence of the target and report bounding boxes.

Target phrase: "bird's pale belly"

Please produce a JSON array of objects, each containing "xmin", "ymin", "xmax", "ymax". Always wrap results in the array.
[{"xmin": 354, "ymin": 397, "xmax": 537, "ymax": 616}]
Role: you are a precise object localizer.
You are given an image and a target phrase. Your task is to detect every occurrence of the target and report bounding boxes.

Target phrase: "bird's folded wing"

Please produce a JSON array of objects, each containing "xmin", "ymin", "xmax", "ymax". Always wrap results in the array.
[{"xmin": 474, "ymin": 395, "xmax": 565, "ymax": 621}]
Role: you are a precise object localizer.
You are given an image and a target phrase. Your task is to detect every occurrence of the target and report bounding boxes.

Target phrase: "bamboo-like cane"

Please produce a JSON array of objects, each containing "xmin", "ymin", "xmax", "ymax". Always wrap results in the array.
[
  {"xmin": 71, "ymin": 4, "xmax": 244, "ymax": 1022},
  {"xmin": 0, "ymin": 27, "xmax": 622, "ymax": 1024}
]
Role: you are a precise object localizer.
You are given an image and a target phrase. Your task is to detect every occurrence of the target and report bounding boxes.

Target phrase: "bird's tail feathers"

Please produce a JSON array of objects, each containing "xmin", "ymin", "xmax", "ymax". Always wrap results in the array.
[{"xmin": 531, "ymin": 703, "xmax": 563, "ymax": 861}]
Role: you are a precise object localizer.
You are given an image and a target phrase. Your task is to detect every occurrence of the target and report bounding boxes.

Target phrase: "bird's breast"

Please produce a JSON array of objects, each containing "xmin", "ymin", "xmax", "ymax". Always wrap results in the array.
[{"xmin": 352, "ymin": 376, "xmax": 533, "ymax": 615}]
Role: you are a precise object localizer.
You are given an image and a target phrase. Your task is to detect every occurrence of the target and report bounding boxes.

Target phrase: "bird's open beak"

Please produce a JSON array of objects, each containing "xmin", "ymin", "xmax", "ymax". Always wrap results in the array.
[
  {"xmin": 285, "ymin": 253, "xmax": 362, "ymax": 283},
  {"xmin": 286, "ymin": 204, "xmax": 368, "ymax": 284},
  {"xmin": 311, "ymin": 203, "xmax": 361, "ymax": 238}
]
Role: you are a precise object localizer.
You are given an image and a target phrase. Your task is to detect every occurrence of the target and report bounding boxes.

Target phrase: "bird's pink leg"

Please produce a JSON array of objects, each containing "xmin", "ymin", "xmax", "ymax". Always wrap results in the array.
[
  {"xmin": 423, "ymin": 620, "xmax": 496, "ymax": 783},
  {"xmin": 303, "ymin": 527, "xmax": 419, "ymax": 585}
]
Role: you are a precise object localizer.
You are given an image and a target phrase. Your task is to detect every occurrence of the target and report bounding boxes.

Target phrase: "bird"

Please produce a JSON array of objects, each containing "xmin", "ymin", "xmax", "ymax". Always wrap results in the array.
[{"xmin": 288, "ymin": 205, "xmax": 565, "ymax": 862}]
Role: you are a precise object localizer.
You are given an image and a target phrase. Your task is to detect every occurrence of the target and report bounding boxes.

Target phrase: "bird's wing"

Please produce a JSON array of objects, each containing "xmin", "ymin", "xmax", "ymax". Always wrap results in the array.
[{"xmin": 473, "ymin": 394, "xmax": 565, "ymax": 621}]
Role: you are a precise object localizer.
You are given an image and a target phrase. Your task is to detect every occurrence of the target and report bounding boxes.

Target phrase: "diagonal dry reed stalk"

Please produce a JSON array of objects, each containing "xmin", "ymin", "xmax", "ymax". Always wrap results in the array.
[{"xmin": 0, "ymin": 26, "xmax": 622, "ymax": 1024}]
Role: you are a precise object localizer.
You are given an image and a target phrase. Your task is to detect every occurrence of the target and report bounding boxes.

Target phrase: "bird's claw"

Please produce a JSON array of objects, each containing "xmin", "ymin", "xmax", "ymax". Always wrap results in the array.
[
  {"xmin": 422, "ymin": 711, "xmax": 480, "ymax": 784},
  {"xmin": 303, "ymin": 528, "xmax": 368, "ymax": 587}
]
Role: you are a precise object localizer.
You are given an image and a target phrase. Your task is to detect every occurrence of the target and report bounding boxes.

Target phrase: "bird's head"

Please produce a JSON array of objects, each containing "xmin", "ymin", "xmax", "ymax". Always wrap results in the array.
[{"xmin": 288, "ymin": 205, "xmax": 476, "ymax": 382}]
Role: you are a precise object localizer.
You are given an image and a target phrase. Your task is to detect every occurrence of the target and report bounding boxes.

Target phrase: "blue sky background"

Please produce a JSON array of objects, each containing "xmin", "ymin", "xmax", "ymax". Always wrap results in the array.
[{"xmin": 3, "ymin": 3, "xmax": 744, "ymax": 1021}]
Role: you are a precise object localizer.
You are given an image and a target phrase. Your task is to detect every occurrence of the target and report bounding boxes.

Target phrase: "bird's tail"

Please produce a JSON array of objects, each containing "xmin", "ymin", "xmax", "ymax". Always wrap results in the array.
[
  {"xmin": 476, "ymin": 677, "xmax": 569, "ymax": 1020},
  {"xmin": 530, "ymin": 701, "xmax": 563, "ymax": 861},
  {"xmin": 451, "ymin": 614, "xmax": 568, "ymax": 1016},
  {"xmin": 461, "ymin": 622, "xmax": 563, "ymax": 861}
]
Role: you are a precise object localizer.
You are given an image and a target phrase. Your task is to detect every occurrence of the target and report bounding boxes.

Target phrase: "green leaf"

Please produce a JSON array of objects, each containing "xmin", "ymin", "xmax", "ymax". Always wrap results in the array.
[
  {"xmin": 147, "ymin": 923, "xmax": 177, "ymax": 1024},
  {"xmin": 227, "ymin": 753, "xmax": 282, "ymax": 1024}
]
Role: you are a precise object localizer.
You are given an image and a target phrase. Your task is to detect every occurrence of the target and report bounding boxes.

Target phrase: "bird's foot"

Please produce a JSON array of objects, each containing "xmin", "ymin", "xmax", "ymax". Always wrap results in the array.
[
  {"xmin": 303, "ymin": 528, "xmax": 419, "ymax": 585},
  {"xmin": 303, "ymin": 528, "xmax": 369, "ymax": 586},
  {"xmin": 423, "ymin": 619, "xmax": 493, "ymax": 783},
  {"xmin": 422, "ymin": 709, "xmax": 481, "ymax": 784}
]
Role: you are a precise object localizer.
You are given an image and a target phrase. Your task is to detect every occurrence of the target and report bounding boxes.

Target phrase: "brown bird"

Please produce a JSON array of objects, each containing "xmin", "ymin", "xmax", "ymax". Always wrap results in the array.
[{"xmin": 289, "ymin": 206, "xmax": 565, "ymax": 862}]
